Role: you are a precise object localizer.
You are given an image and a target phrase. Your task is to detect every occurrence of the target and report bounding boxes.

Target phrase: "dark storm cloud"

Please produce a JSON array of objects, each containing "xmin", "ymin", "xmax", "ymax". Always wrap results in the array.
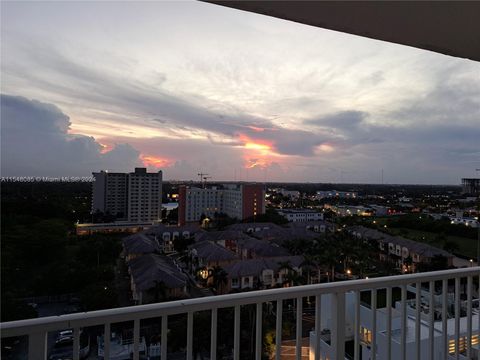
[{"xmin": 0, "ymin": 95, "xmax": 142, "ymax": 176}]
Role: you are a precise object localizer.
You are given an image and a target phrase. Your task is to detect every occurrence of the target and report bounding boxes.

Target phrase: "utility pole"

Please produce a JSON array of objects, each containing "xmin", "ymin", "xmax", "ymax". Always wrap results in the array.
[{"xmin": 476, "ymin": 169, "xmax": 480, "ymax": 265}]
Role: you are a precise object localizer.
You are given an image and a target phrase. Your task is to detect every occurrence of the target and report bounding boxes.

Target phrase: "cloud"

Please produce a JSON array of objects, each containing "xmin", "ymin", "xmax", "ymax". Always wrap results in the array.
[
  {"xmin": 306, "ymin": 110, "xmax": 368, "ymax": 130},
  {"xmin": 3, "ymin": 43, "xmax": 332, "ymax": 158},
  {"xmin": 0, "ymin": 95, "xmax": 142, "ymax": 176}
]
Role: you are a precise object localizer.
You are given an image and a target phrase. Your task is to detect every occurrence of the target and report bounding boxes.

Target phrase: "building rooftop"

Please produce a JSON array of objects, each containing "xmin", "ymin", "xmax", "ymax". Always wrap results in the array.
[
  {"xmin": 123, "ymin": 233, "xmax": 160, "ymax": 255},
  {"xmin": 224, "ymin": 255, "xmax": 304, "ymax": 278},
  {"xmin": 128, "ymin": 254, "xmax": 187, "ymax": 290}
]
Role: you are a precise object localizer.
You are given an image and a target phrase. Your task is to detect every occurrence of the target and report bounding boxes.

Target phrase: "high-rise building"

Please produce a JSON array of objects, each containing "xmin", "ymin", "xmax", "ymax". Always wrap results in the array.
[
  {"xmin": 92, "ymin": 168, "xmax": 162, "ymax": 222},
  {"xmin": 178, "ymin": 183, "xmax": 265, "ymax": 225},
  {"xmin": 462, "ymin": 178, "xmax": 480, "ymax": 195}
]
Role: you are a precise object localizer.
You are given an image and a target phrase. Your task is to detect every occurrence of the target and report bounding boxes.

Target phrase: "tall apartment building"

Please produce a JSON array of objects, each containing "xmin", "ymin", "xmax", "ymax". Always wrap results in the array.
[
  {"xmin": 462, "ymin": 178, "xmax": 480, "ymax": 195},
  {"xmin": 178, "ymin": 184, "xmax": 265, "ymax": 225},
  {"xmin": 92, "ymin": 168, "xmax": 162, "ymax": 222}
]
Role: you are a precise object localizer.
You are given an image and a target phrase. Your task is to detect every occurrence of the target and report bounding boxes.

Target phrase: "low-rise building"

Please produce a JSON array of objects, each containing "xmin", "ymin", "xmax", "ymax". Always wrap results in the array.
[
  {"xmin": 277, "ymin": 208, "xmax": 324, "ymax": 222},
  {"xmin": 128, "ymin": 254, "xmax": 188, "ymax": 304},
  {"xmin": 349, "ymin": 226, "xmax": 454, "ymax": 270},
  {"xmin": 311, "ymin": 289, "xmax": 479, "ymax": 360},
  {"xmin": 123, "ymin": 233, "xmax": 161, "ymax": 261},
  {"xmin": 316, "ymin": 190, "xmax": 358, "ymax": 200},
  {"xmin": 224, "ymin": 255, "xmax": 304, "ymax": 291}
]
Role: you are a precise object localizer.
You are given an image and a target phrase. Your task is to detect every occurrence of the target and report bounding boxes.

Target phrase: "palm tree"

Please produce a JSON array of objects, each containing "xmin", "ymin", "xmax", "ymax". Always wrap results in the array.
[
  {"xmin": 209, "ymin": 266, "xmax": 228, "ymax": 294},
  {"xmin": 300, "ymin": 255, "xmax": 317, "ymax": 285},
  {"xmin": 277, "ymin": 261, "xmax": 293, "ymax": 286}
]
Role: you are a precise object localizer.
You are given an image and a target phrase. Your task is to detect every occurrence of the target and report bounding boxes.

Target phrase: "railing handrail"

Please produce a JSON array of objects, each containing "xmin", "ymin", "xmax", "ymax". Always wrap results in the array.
[{"xmin": 2, "ymin": 267, "xmax": 479, "ymax": 338}]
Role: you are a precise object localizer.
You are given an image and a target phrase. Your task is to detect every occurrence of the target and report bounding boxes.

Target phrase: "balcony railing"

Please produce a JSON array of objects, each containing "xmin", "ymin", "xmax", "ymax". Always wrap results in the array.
[{"xmin": 1, "ymin": 267, "xmax": 479, "ymax": 360}]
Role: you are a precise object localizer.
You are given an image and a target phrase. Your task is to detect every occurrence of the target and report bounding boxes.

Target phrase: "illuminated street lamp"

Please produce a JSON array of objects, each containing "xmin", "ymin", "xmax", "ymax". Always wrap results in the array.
[{"xmin": 346, "ymin": 269, "xmax": 352, "ymax": 275}]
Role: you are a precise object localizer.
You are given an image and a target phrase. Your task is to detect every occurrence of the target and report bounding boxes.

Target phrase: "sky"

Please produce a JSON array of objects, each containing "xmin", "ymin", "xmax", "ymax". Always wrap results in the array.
[{"xmin": 1, "ymin": 1, "xmax": 479, "ymax": 184}]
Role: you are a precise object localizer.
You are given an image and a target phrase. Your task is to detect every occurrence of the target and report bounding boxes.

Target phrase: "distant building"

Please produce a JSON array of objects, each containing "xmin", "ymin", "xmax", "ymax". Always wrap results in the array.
[
  {"xmin": 76, "ymin": 221, "xmax": 155, "ymax": 236},
  {"xmin": 276, "ymin": 188, "xmax": 301, "ymax": 200},
  {"xmin": 461, "ymin": 178, "xmax": 480, "ymax": 194},
  {"xmin": 277, "ymin": 208, "xmax": 324, "ymax": 222},
  {"xmin": 316, "ymin": 190, "xmax": 357, "ymax": 200},
  {"xmin": 326, "ymin": 205, "xmax": 374, "ymax": 217},
  {"xmin": 178, "ymin": 183, "xmax": 265, "ymax": 225},
  {"xmin": 92, "ymin": 168, "xmax": 162, "ymax": 222}
]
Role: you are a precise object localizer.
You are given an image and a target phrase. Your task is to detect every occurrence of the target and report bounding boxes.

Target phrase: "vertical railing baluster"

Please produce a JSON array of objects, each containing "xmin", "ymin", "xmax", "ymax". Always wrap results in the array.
[
  {"xmin": 187, "ymin": 311, "xmax": 193, "ymax": 360},
  {"xmin": 211, "ymin": 308, "xmax": 218, "ymax": 360},
  {"xmin": 386, "ymin": 287, "xmax": 392, "ymax": 360},
  {"xmin": 133, "ymin": 318, "xmax": 140, "ymax": 360},
  {"xmin": 401, "ymin": 285, "xmax": 407, "ymax": 360},
  {"xmin": 28, "ymin": 331, "xmax": 48, "ymax": 360},
  {"xmin": 455, "ymin": 277, "xmax": 460, "ymax": 360},
  {"xmin": 276, "ymin": 300, "xmax": 283, "ymax": 360},
  {"xmin": 332, "ymin": 291, "xmax": 346, "ymax": 360},
  {"xmin": 429, "ymin": 281, "xmax": 434, "ymax": 360},
  {"xmin": 466, "ymin": 276, "xmax": 472, "ymax": 359},
  {"xmin": 354, "ymin": 291, "xmax": 360, "ymax": 360},
  {"xmin": 73, "ymin": 327, "xmax": 80, "ymax": 360},
  {"xmin": 161, "ymin": 316, "xmax": 168, "ymax": 360},
  {"xmin": 296, "ymin": 297, "xmax": 302, "ymax": 360},
  {"xmin": 372, "ymin": 289, "xmax": 377, "ymax": 360},
  {"xmin": 442, "ymin": 279, "xmax": 448, "ymax": 360},
  {"xmin": 315, "ymin": 294, "xmax": 322, "ymax": 360},
  {"xmin": 104, "ymin": 323, "xmax": 111, "ymax": 360},
  {"xmin": 256, "ymin": 302, "xmax": 263, "ymax": 360},
  {"xmin": 415, "ymin": 282, "xmax": 421, "ymax": 360},
  {"xmin": 234, "ymin": 305, "xmax": 240, "ymax": 360}
]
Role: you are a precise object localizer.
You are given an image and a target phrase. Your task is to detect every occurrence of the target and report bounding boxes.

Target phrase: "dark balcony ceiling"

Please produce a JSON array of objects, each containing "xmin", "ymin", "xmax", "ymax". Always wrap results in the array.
[{"xmin": 205, "ymin": 1, "xmax": 480, "ymax": 62}]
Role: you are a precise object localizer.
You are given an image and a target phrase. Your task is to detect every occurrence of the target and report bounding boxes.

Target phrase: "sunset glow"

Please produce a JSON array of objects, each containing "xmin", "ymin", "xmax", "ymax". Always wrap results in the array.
[
  {"xmin": 244, "ymin": 142, "xmax": 271, "ymax": 151},
  {"xmin": 99, "ymin": 143, "xmax": 113, "ymax": 154},
  {"xmin": 140, "ymin": 155, "xmax": 173, "ymax": 169}
]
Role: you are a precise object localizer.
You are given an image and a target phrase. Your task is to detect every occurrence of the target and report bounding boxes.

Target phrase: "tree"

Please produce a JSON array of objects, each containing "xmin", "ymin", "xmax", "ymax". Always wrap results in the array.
[
  {"xmin": 442, "ymin": 240, "xmax": 459, "ymax": 254},
  {"xmin": 209, "ymin": 266, "xmax": 228, "ymax": 294},
  {"xmin": 277, "ymin": 260, "xmax": 293, "ymax": 285}
]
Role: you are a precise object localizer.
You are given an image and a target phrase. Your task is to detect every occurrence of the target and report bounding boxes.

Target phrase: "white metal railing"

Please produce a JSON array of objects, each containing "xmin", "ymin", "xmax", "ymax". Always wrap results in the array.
[{"xmin": 1, "ymin": 267, "xmax": 479, "ymax": 360}]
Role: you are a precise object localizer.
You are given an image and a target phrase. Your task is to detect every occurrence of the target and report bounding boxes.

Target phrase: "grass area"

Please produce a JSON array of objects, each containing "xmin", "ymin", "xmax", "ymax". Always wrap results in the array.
[{"xmin": 386, "ymin": 227, "xmax": 477, "ymax": 259}]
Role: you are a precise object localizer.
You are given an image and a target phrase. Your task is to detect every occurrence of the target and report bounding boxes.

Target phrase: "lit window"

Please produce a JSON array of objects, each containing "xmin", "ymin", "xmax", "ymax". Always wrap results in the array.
[{"xmin": 360, "ymin": 327, "xmax": 372, "ymax": 345}]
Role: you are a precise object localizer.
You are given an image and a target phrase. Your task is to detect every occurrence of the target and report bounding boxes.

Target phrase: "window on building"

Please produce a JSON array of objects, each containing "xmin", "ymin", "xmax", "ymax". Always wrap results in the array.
[{"xmin": 360, "ymin": 327, "xmax": 372, "ymax": 345}]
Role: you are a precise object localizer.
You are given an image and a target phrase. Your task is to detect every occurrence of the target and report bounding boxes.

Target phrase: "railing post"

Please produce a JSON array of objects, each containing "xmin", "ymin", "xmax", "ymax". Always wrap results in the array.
[
  {"xmin": 255, "ymin": 302, "xmax": 263, "ymax": 360},
  {"xmin": 296, "ymin": 297, "xmax": 302, "ymax": 360},
  {"xmin": 28, "ymin": 331, "xmax": 48, "ymax": 360},
  {"xmin": 211, "ymin": 308, "xmax": 218, "ymax": 360},
  {"xmin": 332, "ymin": 291, "xmax": 345, "ymax": 360},
  {"xmin": 275, "ymin": 300, "xmax": 283, "ymax": 360}
]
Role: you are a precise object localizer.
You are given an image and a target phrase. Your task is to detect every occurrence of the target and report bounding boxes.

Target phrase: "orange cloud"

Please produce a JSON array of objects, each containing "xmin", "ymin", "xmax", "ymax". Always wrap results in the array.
[
  {"xmin": 238, "ymin": 133, "xmax": 277, "ymax": 169},
  {"xmin": 238, "ymin": 134, "xmax": 273, "ymax": 152},
  {"xmin": 99, "ymin": 142, "xmax": 113, "ymax": 154},
  {"xmin": 140, "ymin": 154, "xmax": 173, "ymax": 168},
  {"xmin": 247, "ymin": 125, "xmax": 266, "ymax": 132}
]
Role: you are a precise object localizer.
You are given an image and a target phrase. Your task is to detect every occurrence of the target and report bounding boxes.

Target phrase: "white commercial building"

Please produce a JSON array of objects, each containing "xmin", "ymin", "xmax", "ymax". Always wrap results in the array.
[
  {"xmin": 278, "ymin": 209, "xmax": 324, "ymax": 222},
  {"xmin": 178, "ymin": 183, "xmax": 265, "ymax": 225},
  {"xmin": 311, "ymin": 289, "xmax": 479, "ymax": 360}
]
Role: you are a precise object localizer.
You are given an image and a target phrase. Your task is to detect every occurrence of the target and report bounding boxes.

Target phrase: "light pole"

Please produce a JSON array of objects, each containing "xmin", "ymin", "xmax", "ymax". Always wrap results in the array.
[{"xmin": 476, "ymin": 169, "xmax": 480, "ymax": 265}]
